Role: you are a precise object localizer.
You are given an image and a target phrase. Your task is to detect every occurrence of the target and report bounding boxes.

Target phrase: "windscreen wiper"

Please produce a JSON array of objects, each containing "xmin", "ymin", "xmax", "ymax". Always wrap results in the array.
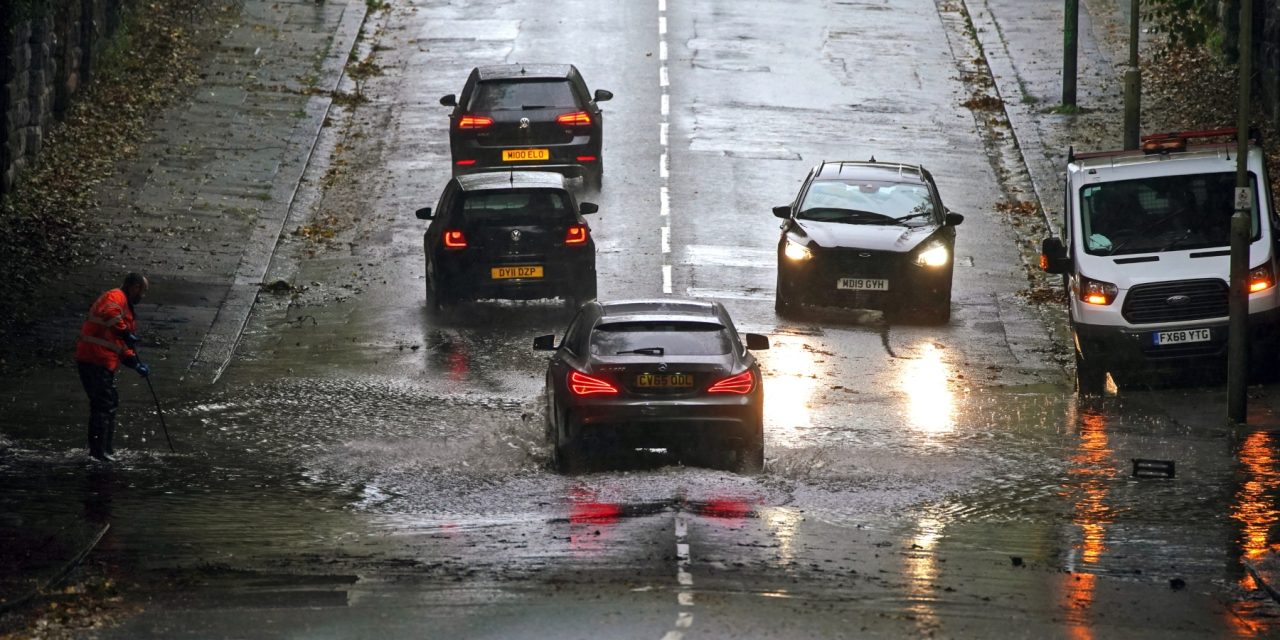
[
  {"xmin": 617, "ymin": 347, "xmax": 665, "ymax": 356},
  {"xmin": 892, "ymin": 212, "xmax": 933, "ymax": 224}
]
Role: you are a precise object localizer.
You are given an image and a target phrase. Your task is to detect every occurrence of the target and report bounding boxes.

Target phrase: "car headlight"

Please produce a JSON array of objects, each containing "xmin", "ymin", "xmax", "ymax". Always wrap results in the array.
[
  {"xmin": 783, "ymin": 238, "xmax": 813, "ymax": 261},
  {"xmin": 914, "ymin": 242, "xmax": 949, "ymax": 267}
]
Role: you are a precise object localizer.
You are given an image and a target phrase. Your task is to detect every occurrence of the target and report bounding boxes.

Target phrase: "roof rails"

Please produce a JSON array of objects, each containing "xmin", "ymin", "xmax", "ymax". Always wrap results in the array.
[{"xmin": 1068, "ymin": 127, "xmax": 1262, "ymax": 163}]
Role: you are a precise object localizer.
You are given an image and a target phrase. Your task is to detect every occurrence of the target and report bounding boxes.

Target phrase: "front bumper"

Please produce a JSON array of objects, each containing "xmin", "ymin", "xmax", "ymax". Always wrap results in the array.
[
  {"xmin": 1075, "ymin": 306, "xmax": 1280, "ymax": 370},
  {"xmin": 779, "ymin": 257, "xmax": 951, "ymax": 311}
]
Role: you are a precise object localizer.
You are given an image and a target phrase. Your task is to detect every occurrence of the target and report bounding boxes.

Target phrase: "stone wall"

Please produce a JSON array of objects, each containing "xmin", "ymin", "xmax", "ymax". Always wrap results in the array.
[{"xmin": 1, "ymin": 0, "xmax": 124, "ymax": 195}]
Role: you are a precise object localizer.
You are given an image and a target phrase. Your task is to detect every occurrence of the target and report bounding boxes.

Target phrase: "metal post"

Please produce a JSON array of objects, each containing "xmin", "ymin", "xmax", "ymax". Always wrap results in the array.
[
  {"xmin": 1228, "ymin": 0, "xmax": 1253, "ymax": 424},
  {"xmin": 1063, "ymin": 0, "xmax": 1079, "ymax": 107},
  {"xmin": 1122, "ymin": 0, "xmax": 1141, "ymax": 149}
]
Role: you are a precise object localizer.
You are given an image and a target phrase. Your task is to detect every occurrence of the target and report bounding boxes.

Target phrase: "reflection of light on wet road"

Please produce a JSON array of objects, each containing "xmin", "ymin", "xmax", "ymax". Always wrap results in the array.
[
  {"xmin": 1231, "ymin": 431, "xmax": 1280, "ymax": 591},
  {"xmin": 569, "ymin": 486, "xmax": 620, "ymax": 557},
  {"xmin": 904, "ymin": 514, "xmax": 943, "ymax": 634},
  {"xmin": 762, "ymin": 340, "xmax": 818, "ymax": 445},
  {"xmin": 760, "ymin": 506, "xmax": 801, "ymax": 567},
  {"xmin": 901, "ymin": 343, "xmax": 954, "ymax": 435},
  {"xmin": 1061, "ymin": 407, "xmax": 1113, "ymax": 635}
]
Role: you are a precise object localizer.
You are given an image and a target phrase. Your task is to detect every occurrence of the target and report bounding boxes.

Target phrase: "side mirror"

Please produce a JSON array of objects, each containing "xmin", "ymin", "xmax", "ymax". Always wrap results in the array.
[
  {"xmin": 1040, "ymin": 236, "xmax": 1071, "ymax": 274},
  {"xmin": 533, "ymin": 334, "xmax": 558, "ymax": 351},
  {"xmin": 745, "ymin": 333, "xmax": 770, "ymax": 350},
  {"xmin": 439, "ymin": 94, "xmax": 457, "ymax": 107},
  {"xmin": 579, "ymin": 202, "xmax": 599, "ymax": 215},
  {"xmin": 415, "ymin": 206, "xmax": 433, "ymax": 220},
  {"xmin": 945, "ymin": 211, "xmax": 965, "ymax": 226},
  {"xmin": 772, "ymin": 205, "xmax": 791, "ymax": 219},
  {"xmin": 594, "ymin": 89, "xmax": 613, "ymax": 103}
]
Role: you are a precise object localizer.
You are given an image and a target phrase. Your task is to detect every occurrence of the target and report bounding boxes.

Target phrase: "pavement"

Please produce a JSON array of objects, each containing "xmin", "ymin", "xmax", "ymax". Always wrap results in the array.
[
  {"xmin": 0, "ymin": 0, "xmax": 367, "ymax": 613},
  {"xmin": 5, "ymin": 0, "xmax": 1280, "ymax": 630}
]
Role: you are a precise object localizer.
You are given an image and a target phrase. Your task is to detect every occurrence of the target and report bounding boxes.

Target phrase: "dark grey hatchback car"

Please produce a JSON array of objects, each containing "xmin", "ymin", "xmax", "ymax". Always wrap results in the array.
[
  {"xmin": 440, "ymin": 64, "xmax": 613, "ymax": 187},
  {"xmin": 534, "ymin": 298, "xmax": 769, "ymax": 474},
  {"xmin": 415, "ymin": 171, "xmax": 598, "ymax": 312}
]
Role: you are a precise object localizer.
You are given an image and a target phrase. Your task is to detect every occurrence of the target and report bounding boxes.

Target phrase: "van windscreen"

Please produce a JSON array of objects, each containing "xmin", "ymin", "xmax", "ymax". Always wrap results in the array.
[{"xmin": 1080, "ymin": 172, "xmax": 1259, "ymax": 256}]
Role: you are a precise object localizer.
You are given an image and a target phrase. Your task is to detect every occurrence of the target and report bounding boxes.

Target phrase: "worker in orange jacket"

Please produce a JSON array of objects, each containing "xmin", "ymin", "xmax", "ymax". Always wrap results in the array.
[{"xmin": 75, "ymin": 273, "xmax": 150, "ymax": 462}]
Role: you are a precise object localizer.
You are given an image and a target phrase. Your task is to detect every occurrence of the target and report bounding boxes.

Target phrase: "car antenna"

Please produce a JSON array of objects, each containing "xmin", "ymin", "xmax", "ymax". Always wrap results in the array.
[{"xmin": 869, "ymin": 155, "xmax": 876, "ymax": 163}]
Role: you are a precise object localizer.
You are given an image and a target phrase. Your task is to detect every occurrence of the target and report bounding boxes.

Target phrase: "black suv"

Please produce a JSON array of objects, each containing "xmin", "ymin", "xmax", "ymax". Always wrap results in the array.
[
  {"xmin": 773, "ymin": 161, "xmax": 964, "ymax": 323},
  {"xmin": 415, "ymin": 171, "xmax": 599, "ymax": 312},
  {"xmin": 440, "ymin": 64, "xmax": 613, "ymax": 187}
]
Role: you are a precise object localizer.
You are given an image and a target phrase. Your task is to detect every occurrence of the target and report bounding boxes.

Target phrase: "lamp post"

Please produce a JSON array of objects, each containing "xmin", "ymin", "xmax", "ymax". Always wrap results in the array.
[
  {"xmin": 1063, "ymin": 0, "xmax": 1078, "ymax": 107},
  {"xmin": 1228, "ymin": 0, "xmax": 1253, "ymax": 424},
  {"xmin": 1122, "ymin": 0, "xmax": 1140, "ymax": 149}
]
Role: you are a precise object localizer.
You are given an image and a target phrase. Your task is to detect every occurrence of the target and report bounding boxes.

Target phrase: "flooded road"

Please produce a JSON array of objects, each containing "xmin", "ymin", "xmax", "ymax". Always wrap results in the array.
[{"xmin": 5, "ymin": 0, "xmax": 1280, "ymax": 636}]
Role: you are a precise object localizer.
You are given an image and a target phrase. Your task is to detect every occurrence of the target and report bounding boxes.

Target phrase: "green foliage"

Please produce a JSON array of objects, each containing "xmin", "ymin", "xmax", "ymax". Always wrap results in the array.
[{"xmin": 1141, "ymin": 0, "xmax": 1221, "ymax": 48}]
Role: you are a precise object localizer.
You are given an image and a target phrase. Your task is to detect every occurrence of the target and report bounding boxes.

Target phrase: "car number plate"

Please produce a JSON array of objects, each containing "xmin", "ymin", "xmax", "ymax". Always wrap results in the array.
[
  {"xmin": 502, "ymin": 148, "xmax": 549, "ymax": 162},
  {"xmin": 837, "ymin": 278, "xmax": 889, "ymax": 291},
  {"xmin": 491, "ymin": 265, "xmax": 544, "ymax": 279},
  {"xmin": 1153, "ymin": 328, "xmax": 1211, "ymax": 346},
  {"xmin": 635, "ymin": 373, "xmax": 694, "ymax": 389}
]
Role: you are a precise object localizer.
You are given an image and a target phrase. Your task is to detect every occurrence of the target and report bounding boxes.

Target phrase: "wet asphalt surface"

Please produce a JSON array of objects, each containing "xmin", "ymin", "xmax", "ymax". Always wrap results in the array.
[{"xmin": 6, "ymin": 0, "xmax": 1280, "ymax": 637}]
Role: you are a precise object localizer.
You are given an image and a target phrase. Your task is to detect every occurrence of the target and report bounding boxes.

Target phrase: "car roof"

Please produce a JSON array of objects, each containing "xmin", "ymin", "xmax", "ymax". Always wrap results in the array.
[
  {"xmin": 456, "ymin": 171, "xmax": 567, "ymax": 192},
  {"xmin": 814, "ymin": 161, "xmax": 927, "ymax": 184},
  {"xmin": 475, "ymin": 64, "xmax": 575, "ymax": 82},
  {"xmin": 596, "ymin": 298, "xmax": 724, "ymax": 324}
]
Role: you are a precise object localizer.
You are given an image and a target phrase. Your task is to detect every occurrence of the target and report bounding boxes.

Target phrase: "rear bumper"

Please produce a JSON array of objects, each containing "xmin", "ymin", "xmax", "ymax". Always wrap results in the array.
[
  {"xmin": 451, "ymin": 139, "xmax": 600, "ymax": 177},
  {"xmin": 434, "ymin": 254, "xmax": 594, "ymax": 302},
  {"xmin": 568, "ymin": 395, "xmax": 763, "ymax": 448}
]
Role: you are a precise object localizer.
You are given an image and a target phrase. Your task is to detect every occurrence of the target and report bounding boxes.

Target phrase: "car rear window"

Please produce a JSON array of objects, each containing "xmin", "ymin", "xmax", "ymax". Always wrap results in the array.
[
  {"xmin": 590, "ymin": 321, "xmax": 732, "ymax": 356},
  {"xmin": 470, "ymin": 80, "xmax": 580, "ymax": 111},
  {"xmin": 459, "ymin": 190, "xmax": 572, "ymax": 226}
]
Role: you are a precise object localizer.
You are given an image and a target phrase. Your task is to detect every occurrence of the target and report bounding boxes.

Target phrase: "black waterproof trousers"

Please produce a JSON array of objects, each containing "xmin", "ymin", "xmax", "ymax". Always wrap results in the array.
[{"xmin": 78, "ymin": 362, "xmax": 118, "ymax": 456}]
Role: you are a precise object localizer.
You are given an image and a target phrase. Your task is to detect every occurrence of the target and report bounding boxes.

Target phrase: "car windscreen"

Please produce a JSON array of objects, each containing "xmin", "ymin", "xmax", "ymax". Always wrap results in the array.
[
  {"xmin": 470, "ymin": 80, "xmax": 579, "ymax": 111},
  {"xmin": 458, "ymin": 190, "xmax": 572, "ymax": 226},
  {"xmin": 798, "ymin": 180, "xmax": 934, "ymax": 226},
  {"xmin": 1079, "ymin": 172, "xmax": 1259, "ymax": 256},
  {"xmin": 590, "ymin": 321, "xmax": 733, "ymax": 356}
]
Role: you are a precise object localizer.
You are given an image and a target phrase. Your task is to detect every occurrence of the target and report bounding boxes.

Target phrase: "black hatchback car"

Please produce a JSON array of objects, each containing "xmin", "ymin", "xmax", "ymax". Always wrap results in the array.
[
  {"xmin": 534, "ymin": 298, "xmax": 769, "ymax": 473},
  {"xmin": 774, "ymin": 161, "xmax": 964, "ymax": 323},
  {"xmin": 415, "ymin": 171, "xmax": 598, "ymax": 311},
  {"xmin": 440, "ymin": 64, "xmax": 613, "ymax": 187}
]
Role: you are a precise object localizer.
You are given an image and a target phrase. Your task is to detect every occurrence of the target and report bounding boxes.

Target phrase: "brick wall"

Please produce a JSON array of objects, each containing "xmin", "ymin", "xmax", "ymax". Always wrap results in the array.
[{"xmin": 0, "ymin": 0, "xmax": 123, "ymax": 195}]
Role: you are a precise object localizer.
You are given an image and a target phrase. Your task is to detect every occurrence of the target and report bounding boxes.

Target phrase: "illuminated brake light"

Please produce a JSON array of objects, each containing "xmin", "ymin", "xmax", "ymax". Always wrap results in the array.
[
  {"xmin": 443, "ymin": 229, "xmax": 467, "ymax": 249},
  {"xmin": 457, "ymin": 115, "xmax": 494, "ymax": 129},
  {"xmin": 708, "ymin": 370, "xmax": 754, "ymax": 394},
  {"xmin": 556, "ymin": 111, "xmax": 592, "ymax": 126},
  {"xmin": 565, "ymin": 224, "xmax": 589, "ymax": 245},
  {"xmin": 570, "ymin": 370, "xmax": 617, "ymax": 396}
]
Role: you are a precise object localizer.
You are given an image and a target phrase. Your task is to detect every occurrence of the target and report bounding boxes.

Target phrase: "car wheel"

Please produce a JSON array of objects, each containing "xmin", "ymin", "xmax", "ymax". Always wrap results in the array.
[
  {"xmin": 584, "ymin": 162, "xmax": 603, "ymax": 191},
  {"xmin": 554, "ymin": 412, "xmax": 585, "ymax": 474},
  {"xmin": 567, "ymin": 276, "xmax": 597, "ymax": 308},
  {"xmin": 1076, "ymin": 349, "xmax": 1107, "ymax": 395},
  {"xmin": 921, "ymin": 295, "xmax": 951, "ymax": 325},
  {"xmin": 426, "ymin": 276, "xmax": 452, "ymax": 316},
  {"xmin": 775, "ymin": 271, "xmax": 796, "ymax": 316}
]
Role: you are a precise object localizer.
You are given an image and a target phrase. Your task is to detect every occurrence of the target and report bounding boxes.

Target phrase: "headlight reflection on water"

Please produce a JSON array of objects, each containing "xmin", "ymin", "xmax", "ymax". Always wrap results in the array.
[{"xmin": 901, "ymin": 342, "xmax": 955, "ymax": 436}]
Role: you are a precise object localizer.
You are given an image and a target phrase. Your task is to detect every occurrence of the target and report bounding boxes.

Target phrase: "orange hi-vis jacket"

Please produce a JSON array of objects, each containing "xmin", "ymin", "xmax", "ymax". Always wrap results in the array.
[{"xmin": 75, "ymin": 288, "xmax": 137, "ymax": 371}]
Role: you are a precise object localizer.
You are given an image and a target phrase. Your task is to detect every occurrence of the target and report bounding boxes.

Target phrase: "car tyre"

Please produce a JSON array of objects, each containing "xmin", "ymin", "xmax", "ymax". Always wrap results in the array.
[
  {"xmin": 425, "ymin": 276, "xmax": 452, "ymax": 316},
  {"xmin": 775, "ymin": 271, "xmax": 797, "ymax": 316},
  {"xmin": 921, "ymin": 295, "xmax": 951, "ymax": 325},
  {"xmin": 584, "ymin": 162, "xmax": 603, "ymax": 191},
  {"xmin": 566, "ymin": 276, "xmax": 598, "ymax": 309},
  {"xmin": 1075, "ymin": 349, "xmax": 1106, "ymax": 395},
  {"xmin": 554, "ymin": 412, "xmax": 585, "ymax": 474}
]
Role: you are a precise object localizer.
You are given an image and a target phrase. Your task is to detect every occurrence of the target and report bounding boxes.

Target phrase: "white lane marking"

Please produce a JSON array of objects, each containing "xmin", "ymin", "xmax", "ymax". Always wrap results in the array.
[
  {"xmin": 676, "ymin": 542, "xmax": 689, "ymax": 559},
  {"xmin": 660, "ymin": 186, "xmax": 670, "ymax": 217},
  {"xmin": 661, "ymin": 94, "xmax": 669, "ymax": 116},
  {"xmin": 660, "ymin": 122, "xmax": 669, "ymax": 147},
  {"xmin": 663, "ymin": 265, "xmax": 673, "ymax": 294},
  {"xmin": 686, "ymin": 288, "xmax": 773, "ymax": 301},
  {"xmin": 659, "ymin": 16, "xmax": 667, "ymax": 35},
  {"xmin": 660, "ymin": 152, "xmax": 669, "ymax": 178},
  {"xmin": 682, "ymin": 244, "xmax": 773, "ymax": 267},
  {"xmin": 660, "ymin": 40, "xmax": 668, "ymax": 62},
  {"xmin": 677, "ymin": 612, "xmax": 694, "ymax": 628},
  {"xmin": 659, "ymin": 0, "xmax": 666, "ymax": 11},
  {"xmin": 677, "ymin": 570, "xmax": 693, "ymax": 586},
  {"xmin": 678, "ymin": 592, "xmax": 695, "ymax": 606},
  {"xmin": 660, "ymin": 66, "xmax": 669, "ymax": 87},
  {"xmin": 660, "ymin": 633, "xmax": 683, "ymax": 640},
  {"xmin": 662, "ymin": 226, "xmax": 671, "ymax": 253}
]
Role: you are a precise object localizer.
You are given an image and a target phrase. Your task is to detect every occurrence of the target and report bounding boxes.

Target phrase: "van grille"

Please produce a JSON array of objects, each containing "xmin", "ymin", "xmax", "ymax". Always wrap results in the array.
[{"xmin": 1121, "ymin": 279, "xmax": 1228, "ymax": 324}]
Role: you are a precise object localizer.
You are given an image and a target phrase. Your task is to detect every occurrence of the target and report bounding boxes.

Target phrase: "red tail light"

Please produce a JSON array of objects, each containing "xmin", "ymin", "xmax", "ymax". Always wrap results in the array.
[
  {"xmin": 457, "ymin": 115, "xmax": 494, "ymax": 129},
  {"xmin": 556, "ymin": 111, "xmax": 592, "ymax": 126},
  {"xmin": 565, "ymin": 224, "xmax": 589, "ymax": 245},
  {"xmin": 455, "ymin": 159, "xmax": 477, "ymax": 166},
  {"xmin": 443, "ymin": 229, "xmax": 467, "ymax": 249},
  {"xmin": 708, "ymin": 370, "xmax": 754, "ymax": 394},
  {"xmin": 576, "ymin": 155, "xmax": 598, "ymax": 162},
  {"xmin": 569, "ymin": 370, "xmax": 617, "ymax": 396}
]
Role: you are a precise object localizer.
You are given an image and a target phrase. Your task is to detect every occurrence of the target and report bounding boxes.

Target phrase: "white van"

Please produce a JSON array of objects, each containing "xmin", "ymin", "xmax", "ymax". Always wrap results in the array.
[{"xmin": 1039, "ymin": 129, "xmax": 1280, "ymax": 393}]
